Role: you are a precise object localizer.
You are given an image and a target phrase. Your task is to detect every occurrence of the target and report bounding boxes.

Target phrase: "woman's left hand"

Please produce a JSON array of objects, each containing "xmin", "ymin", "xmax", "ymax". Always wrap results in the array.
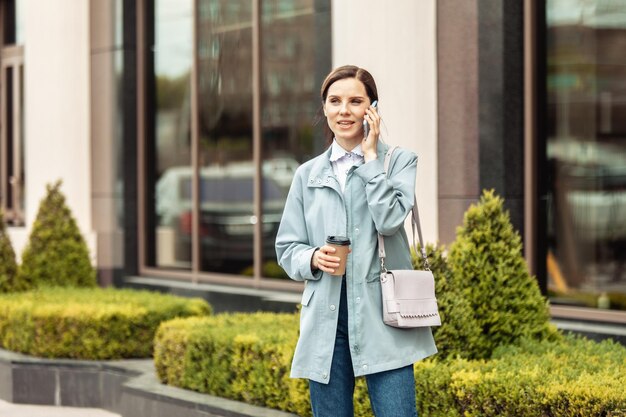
[{"xmin": 362, "ymin": 102, "xmax": 380, "ymax": 162}]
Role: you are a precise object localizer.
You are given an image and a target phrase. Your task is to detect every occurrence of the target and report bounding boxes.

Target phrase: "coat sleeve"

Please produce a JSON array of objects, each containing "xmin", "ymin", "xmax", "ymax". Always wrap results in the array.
[
  {"xmin": 353, "ymin": 149, "xmax": 417, "ymax": 236},
  {"xmin": 275, "ymin": 171, "xmax": 323, "ymax": 282}
]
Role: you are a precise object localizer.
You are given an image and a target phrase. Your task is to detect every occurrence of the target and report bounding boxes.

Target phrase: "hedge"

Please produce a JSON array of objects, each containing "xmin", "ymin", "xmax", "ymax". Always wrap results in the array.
[
  {"xmin": 155, "ymin": 314, "xmax": 626, "ymax": 417},
  {"xmin": 415, "ymin": 335, "xmax": 626, "ymax": 416},
  {"xmin": 154, "ymin": 313, "xmax": 313, "ymax": 416},
  {"xmin": 0, "ymin": 287, "xmax": 211, "ymax": 359}
]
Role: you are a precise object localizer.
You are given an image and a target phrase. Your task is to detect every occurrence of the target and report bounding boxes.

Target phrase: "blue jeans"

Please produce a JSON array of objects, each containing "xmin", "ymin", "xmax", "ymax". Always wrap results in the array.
[{"xmin": 309, "ymin": 278, "xmax": 418, "ymax": 417}]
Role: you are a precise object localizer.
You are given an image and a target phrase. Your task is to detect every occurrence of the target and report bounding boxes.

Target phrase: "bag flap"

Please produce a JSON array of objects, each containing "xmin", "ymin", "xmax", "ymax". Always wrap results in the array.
[
  {"xmin": 386, "ymin": 298, "xmax": 439, "ymax": 317},
  {"xmin": 386, "ymin": 270, "xmax": 436, "ymax": 299}
]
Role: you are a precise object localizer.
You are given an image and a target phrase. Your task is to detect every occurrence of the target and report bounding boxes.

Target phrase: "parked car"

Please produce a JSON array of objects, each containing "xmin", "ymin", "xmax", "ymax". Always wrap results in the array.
[{"xmin": 156, "ymin": 162, "xmax": 290, "ymax": 270}]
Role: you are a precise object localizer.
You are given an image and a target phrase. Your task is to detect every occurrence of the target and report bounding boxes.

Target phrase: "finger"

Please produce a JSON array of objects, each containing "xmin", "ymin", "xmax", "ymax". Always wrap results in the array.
[
  {"xmin": 322, "ymin": 255, "xmax": 340, "ymax": 266},
  {"xmin": 321, "ymin": 245, "xmax": 336, "ymax": 254},
  {"xmin": 366, "ymin": 108, "xmax": 381, "ymax": 128}
]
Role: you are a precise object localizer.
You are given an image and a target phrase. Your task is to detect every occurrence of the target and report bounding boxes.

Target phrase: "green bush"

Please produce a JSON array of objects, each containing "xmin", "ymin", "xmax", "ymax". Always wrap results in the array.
[
  {"xmin": 17, "ymin": 181, "xmax": 96, "ymax": 290},
  {"xmin": 412, "ymin": 243, "xmax": 482, "ymax": 360},
  {"xmin": 155, "ymin": 313, "xmax": 377, "ymax": 417},
  {"xmin": 447, "ymin": 190, "xmax": 555, "ymax": 359},
  {"xmin": 0, "ymin": 287, "xmax": 211, "ymax": 359},
  {"xmin": 0, "ymin": 210, "xmax": 19, "ymax": 292},
  {"xmin": 154, "ymin": 313, "xmax": 311, "ymax": 416},
  {"xmin": 156, "ymin": 313, "xmax": 626, "ymax": 417},
  {"xmin": 415, "ymin": 335, "xmax": 626, "ymax": 416}
]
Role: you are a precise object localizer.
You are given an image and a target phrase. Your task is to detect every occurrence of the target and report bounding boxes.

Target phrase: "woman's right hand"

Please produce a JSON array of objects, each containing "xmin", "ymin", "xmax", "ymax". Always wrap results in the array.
[{"xmin": 311, "ymin": 245, "xmax": 345, "ymax": 275}]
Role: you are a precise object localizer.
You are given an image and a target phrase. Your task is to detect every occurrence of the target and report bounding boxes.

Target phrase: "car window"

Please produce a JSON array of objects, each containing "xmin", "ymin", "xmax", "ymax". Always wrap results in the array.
[{"xmin": 181, "ymin": 177, "xmax": 284, "ymax": 202}]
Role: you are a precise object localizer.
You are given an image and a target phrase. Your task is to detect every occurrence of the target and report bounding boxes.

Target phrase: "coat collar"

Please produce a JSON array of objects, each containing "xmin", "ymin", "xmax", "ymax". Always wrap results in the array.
[{"xmin": 307, "ymin": 141, "xmax": 389, "ymax": 188}]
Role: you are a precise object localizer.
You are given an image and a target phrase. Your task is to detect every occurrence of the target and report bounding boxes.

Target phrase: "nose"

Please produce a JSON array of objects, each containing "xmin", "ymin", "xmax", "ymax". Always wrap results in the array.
[{"xmin": 339, "ymin": 102, "xmax": 349, "ymax": 114}]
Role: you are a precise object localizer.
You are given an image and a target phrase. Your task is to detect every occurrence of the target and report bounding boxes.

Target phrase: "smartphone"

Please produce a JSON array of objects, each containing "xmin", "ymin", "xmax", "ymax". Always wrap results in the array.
[{"xmin": 363, "ymin": 100, "xmax": 378, "ymax": 139}]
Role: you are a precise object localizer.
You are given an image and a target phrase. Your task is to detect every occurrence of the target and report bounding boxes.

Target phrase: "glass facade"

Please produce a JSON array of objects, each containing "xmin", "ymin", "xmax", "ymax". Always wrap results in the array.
[
  {"xmin": 144, "ymin": 0, "xmax": 329, "ymax": 280},
  {"xmin": 149, "ymin": 0, "xmax": 194, "ymax": 269},
  {"xmin": 545, "ymin": 0, "xmax": 626, "ymax": 311},
  {"xmin": 196, "ymin": 0, "xmax": 255, "ymax": 274},
  {"xmin": 260, "ymin": 0, "xmax": 320, "ymax": 278}
]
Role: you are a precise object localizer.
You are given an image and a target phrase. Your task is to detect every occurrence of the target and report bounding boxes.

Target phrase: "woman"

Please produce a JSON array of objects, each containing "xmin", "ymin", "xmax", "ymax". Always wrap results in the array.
[{"xmin": 275, "ymin": 65, "xmax": 437, "ymax": 417}]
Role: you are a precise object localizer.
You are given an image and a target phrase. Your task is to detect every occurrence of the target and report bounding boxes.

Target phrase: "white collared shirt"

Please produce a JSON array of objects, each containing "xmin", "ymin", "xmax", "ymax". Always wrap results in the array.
[{"xmin": 329, "ymin": 139, "xmax": 365, "ymax": 192}]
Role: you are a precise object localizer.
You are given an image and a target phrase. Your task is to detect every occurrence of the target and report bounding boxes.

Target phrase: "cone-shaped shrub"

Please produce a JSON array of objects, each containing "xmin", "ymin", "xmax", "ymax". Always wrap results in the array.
[
  {"xmin": 17, "ymin": 180, "xmax": 96, "ymax": 289},
  {"xmin": 447, "ymin": 190, "xmax": 553, "ymax": 359},
  {"xmin": 413, "ymin": 244, "xmax": 482, "ymax": 360},
  {"xmin": 0, "ymin": 210, "xmax": 19, "ymax": 292}
]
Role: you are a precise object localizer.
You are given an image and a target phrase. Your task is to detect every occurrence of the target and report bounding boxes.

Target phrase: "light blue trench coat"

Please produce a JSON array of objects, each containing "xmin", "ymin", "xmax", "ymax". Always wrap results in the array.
[{"xmin": 275, "ymin": 142, "xmax": 437, "ymax": 384}]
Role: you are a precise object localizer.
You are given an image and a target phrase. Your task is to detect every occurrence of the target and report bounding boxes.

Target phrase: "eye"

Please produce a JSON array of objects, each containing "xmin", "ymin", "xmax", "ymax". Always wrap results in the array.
[{"xmin": 352, "ymin": 99, "xmax": 363, "ymax": 105}]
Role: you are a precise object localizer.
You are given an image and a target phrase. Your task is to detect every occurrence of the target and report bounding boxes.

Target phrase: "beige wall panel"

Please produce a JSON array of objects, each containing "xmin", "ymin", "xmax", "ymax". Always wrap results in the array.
[
  {"xmin": 90, "ymin": 51, "xmax": 117, "ymax": 196},
  {"xmin": 21, "ymin": 0, "xmax": 93, "ymax": 257},
  {"xmin": 90, "ymin": 0, "xmax": 119, "ymax": 50},
  {"xmin": 331, "ymin": 0, "xmax": 439, "ymax": 243}
]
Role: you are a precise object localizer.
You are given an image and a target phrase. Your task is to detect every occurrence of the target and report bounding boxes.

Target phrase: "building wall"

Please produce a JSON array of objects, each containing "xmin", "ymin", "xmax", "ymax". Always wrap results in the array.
[
  {"xmin": 9, "ymin": 0, "xmax": 94, "ymax": 261},
  {"xmin": 436, "ymin": 0, "xmax": 525, "ymax": 244},
  {"xmin": 90, "ymin": 0, "xmax": 124, "ymax": 285},
  {"xmin": 331, "ymin": 0, "xmax": 439, "ymax": 243}
]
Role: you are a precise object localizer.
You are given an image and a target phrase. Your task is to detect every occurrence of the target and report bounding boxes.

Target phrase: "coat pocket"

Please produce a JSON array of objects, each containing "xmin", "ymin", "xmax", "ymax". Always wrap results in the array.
[{"xmin": 301, "ymin": 284, "xmax": 316, "ymax": 306}]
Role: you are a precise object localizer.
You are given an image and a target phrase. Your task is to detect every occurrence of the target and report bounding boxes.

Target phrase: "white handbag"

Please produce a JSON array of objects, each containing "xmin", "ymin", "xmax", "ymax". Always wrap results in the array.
[{"xmin": 378, "ymin": 146, "xmax": 441, "ymax": 328}]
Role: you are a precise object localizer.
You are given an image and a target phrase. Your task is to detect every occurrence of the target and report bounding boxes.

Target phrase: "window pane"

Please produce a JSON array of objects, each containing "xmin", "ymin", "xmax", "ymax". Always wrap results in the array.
[
  {"xmin": 260, "ymin": 0, "xmax": 323, "ymax": 279},
  {"xmin": 2, "ymin": 0, "xmax": 23, "ymax": 45},
  {"xmin": 197, "ymin": 0, "xmax": 255, "ymax": 275},
  {"xmin": 546, "ymin": 0, "xmax": 626, "ymax": 311},
  {"xmin": 18, "ymin": 63, "xmax": 24, "ymax": 217},
  {"xmin": 4, "ymin": 67, "xmax": 14, "ymax": 211},
  {"xmin": 150, "ymin": 0, "xmax": 194, "ymax": 269}
]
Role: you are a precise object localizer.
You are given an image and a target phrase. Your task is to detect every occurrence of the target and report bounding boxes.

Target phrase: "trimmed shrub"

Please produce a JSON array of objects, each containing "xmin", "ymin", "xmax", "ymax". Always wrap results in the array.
[
  {"xmin": 0, "ymin": 210, "xmax": 19, "ymax": 292},
  {"xmin": 0, "ymin": 287, "xmax": 211, "ymax": 359},
  {"xmin": 154, "ymin": 313, "xmax": 311, "ymax": 416},
  {"xmin": 17, "ymin": 180, "xmax": 96, "ymax": 289},
  {"xmin": 155, "ymin": 313, "xmax": 376, "ymax": 417},
  {"xmin": 447, "ymin": 190, "xmax": 554, "ymax": 359},
  {"xmin": 156, "ymin": 313, "xmax": 626, "ymax": 417},
  {"xmin": 412, "ymin": 243, "xmax": 482, "ymax": 360},
  {"xmin": 415, "ymin": 335, "xmax": 626, "ymax": 416}
]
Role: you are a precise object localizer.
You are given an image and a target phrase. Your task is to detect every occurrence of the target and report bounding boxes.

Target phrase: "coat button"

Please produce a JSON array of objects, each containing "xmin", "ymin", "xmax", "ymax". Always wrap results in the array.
[
  {"xmin": 356, "ymin": 297, "xmax": 361, "ymax": 303},
  {"xmin": 330, "ymin": 305, "xmax": 336, "ymax": 311},
  {"xmin": 317, "ymin": 179, "xmax": 322, "ymax": 184},
  {"xmin": 363, "ymin": 365, "xmax": 368, "ymax": 371},
  {"xmin": 354, "ymin": 228, "xmax": 360, "ymax": 234},
  {"xmin": 322, "ymin": 372, "xmax": 328, "ymax": 379}
]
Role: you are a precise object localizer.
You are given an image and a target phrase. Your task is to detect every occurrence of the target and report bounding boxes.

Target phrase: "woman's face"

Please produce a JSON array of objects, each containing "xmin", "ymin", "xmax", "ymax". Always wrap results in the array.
[{"xmin": 323, "ymin": 77, "xmax": 371, "ymax": 143}]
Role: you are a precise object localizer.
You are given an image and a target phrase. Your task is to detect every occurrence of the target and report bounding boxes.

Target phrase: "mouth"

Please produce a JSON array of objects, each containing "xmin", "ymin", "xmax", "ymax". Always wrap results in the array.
[{"xmin": 337, "ymin": 120, "xmax": 355, "ymax": 129}]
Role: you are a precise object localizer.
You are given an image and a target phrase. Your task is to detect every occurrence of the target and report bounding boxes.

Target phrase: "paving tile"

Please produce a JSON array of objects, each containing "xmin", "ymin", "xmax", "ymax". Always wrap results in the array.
[{"xmin": 0, "ymin": 399, "xmax": 121, "ymax": 417}]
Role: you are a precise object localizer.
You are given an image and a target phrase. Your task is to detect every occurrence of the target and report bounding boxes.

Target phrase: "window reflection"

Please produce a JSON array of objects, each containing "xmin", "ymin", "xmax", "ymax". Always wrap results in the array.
[
  {"xmin": 197, "ymin": 0, "xmax": 255, "ymax": 274},
  {"xmin": 151, "ymin": 0, "xmax": 193, "ymax": 269},
  {"xmin": 546, "ymin": 0, "xmax": 626, "ymax": 311},
  {"xmin": 147, "ymin": 0, "xmax": 328, "ymax": 279},
  {"xmin": 261, "ymin": 0, "xmax": 319, "ymax": 279}
]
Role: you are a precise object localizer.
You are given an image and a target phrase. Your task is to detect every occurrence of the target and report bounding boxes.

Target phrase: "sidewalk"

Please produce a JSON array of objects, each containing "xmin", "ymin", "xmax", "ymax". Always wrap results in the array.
[{"xmin": 0, "ymin": 399, "xmax": 121, "ymax": 417}]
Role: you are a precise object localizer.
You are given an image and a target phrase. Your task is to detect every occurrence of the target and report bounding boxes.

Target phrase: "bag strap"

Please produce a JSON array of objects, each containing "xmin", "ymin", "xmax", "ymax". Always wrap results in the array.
[{"xmin": 377, "ymin": 146, "xmax": 430, "ymax": 271}]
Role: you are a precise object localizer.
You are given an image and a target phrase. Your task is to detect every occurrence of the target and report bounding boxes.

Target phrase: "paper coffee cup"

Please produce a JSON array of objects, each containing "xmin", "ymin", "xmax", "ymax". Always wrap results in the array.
[{"xmin": 326, "ymin": 236, "xmax": 351, "ymax": 276}]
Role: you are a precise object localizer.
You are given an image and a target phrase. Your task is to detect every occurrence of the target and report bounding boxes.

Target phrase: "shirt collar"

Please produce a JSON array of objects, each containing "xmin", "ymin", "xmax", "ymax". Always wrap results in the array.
[{"xmin": 329, "ymin": 139, "xmax": 364, "ymax": 162}]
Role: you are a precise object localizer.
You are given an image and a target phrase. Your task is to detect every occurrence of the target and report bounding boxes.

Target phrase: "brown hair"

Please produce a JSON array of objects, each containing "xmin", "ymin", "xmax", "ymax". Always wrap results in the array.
[{"xmin": 318, "ymin": 65, "xmax": 379, "ymax": 144}]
